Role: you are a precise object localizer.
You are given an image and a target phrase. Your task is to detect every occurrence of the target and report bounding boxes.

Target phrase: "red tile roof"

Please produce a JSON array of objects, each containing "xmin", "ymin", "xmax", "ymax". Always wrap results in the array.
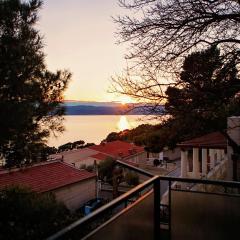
[
  {"xmin": 91, "ymin": 153, "xmax": 110, "ymax": 161},
  {"xmin": 177, "ymin": 132, "xmax": 227, "ymax": 149},
  {"xmin": 89, "ymin": 140, "xmax": 144, "ymax": 159},
  {"xmin": 0, "ymin": 161, "xmax": 96, "ymax": 193}
]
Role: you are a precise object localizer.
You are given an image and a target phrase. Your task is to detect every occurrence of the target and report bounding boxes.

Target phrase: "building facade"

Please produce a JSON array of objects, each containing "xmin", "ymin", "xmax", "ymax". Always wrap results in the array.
[
  {"xmin": 0, "ymin": 161, "xmax": 96, "ymax": 211},
  {"xmin": 50, "ymin": 140, "xmax": 147, "ymax": 167},
  {"xmin": 178, "ymin": 132, "xmax": 227, "ymax": 180},
  {"xmin": 178, "ymin": 116, "xmax": 240, "ymax": 182}
]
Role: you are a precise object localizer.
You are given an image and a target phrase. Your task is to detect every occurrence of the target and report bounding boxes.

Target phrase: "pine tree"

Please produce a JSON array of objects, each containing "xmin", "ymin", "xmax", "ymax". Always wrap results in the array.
[
  {"xmin": 165, "ymin": 46, "xmax": 240, "ymax": 133},
  {"xmin": 0, "ymin": 0, "xmax": 71, "ymax": 167}
]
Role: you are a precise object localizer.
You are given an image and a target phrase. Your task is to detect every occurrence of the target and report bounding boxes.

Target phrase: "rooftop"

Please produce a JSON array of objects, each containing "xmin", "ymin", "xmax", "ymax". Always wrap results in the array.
[
  {"xmin": 0, "ymin": 161, "xmax": 96, "ymax": 193},
  {"xmin": 50, "ymin": 148, "xmax": 99, "ymax": 164},
  {"xmin": 89, "ymin": 140, "xmax": 144, "ymax": 159},
  {"xmin": 177, "ymin": 132, "xmax": 227, "ymax": 149},
  {"xmin": 91, "ymin": 152, "xmax": 111, "ymax": 161}
]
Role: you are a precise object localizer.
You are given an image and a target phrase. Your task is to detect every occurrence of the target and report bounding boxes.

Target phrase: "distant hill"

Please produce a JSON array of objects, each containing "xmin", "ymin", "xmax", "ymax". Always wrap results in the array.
[
  {"xmin": 64, "ymin": 101, "xmax": 121, "ymax": 107},
  {"xmin": 63, "ymin": 101, "xmax": 164, "ymax": 115}
]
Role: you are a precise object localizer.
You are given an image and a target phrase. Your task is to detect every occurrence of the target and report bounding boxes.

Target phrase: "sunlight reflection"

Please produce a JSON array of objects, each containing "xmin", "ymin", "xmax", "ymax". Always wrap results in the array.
[{"xmin": 117, "ymin": 116, "xmax": 130, "ymax": 131}]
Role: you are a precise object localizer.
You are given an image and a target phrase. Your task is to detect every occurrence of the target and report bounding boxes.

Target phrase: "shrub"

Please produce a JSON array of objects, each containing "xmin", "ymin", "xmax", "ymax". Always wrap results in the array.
[
  {"xmin": 0, "ymin": 186, "xmax": 74, "ymax": 240},
  {"xmin": 98, "ymin": 158, "xmax": 116, "ymax": 182},
  {"xmin": 153, "ymin": 159, "xmax": 160, "ymax": 167},
  {"xmin": 124, "ymin": 171, "xmax": 139, "ymax": 186},
  {"xmin": 85, "ymin": 165, "xmax": 94, "ymax": 172}
]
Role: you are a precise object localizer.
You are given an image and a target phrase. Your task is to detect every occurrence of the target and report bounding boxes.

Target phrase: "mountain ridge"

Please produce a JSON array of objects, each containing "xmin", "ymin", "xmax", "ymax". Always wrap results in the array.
[{"xmin": 63, "ymin": 101, "xmax": 164, "ymax": 115}]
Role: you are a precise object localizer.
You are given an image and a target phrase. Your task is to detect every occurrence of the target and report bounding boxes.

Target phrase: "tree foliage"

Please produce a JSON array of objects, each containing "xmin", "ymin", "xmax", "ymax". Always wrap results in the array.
[
  {"xmin": 58, "ymin": 140, "xmax": 94, "ymax": 152},
  {"xmin": 113, "ymin": 0, "xmax": 240, "ymax": 106},
  {"xmin": 108, "ymin": 47, "xmax": 240, "ymax": 152},
  {"xmin": 166, "ymin": 46, "xmax": 240, "ymax": 132},
  {"xmin": 98, "ymin": 158, "xmax": 124, "ymax": 198},
  {"xmin": 0, "ymin": 186, "xmax": 76, "ymax": 240},
  {"xmin": 105, "ymin": 123, "xmax": 160, "ymax": 151},
  {"xmin": 104, "ymin": 124, "xmax": 154, "ymax": 143},
  {"xmin": 0, "ymin": 0, "xmax": 71, "ymax": 167},
  {"xmin": 124, "ymin": 171, "xmax": 139, "ymax": 186},
  {"xmin": 98, "ymin": 158, "xmax": 122, "ymax": 183}
]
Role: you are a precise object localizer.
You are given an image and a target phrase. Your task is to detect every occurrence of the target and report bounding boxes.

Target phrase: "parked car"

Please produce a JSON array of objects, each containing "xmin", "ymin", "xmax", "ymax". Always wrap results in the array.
[{"xmin": 83, "ymin": 198, "xmax": 105, "ymax": 216}]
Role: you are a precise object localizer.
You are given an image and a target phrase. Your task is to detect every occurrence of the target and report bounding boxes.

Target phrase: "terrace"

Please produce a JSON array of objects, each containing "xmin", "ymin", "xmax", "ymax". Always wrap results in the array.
[{"xmin": 47, "ymin": 160, "xmax": 240, "ymax": 240}]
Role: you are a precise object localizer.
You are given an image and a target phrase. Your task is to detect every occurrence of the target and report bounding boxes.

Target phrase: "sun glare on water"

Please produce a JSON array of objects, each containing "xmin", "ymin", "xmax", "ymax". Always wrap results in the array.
[{"xmin": 117, "ymin": 116, "xmax": 130, "ymax": 131}]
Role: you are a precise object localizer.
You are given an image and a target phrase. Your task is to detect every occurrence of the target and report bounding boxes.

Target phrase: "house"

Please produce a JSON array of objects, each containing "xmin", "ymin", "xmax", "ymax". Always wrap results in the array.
[
  {"xmin": 177, "ymin": 116, "xmax": 240, "ymax": 181},
  {"xmin": 177, "ymin": 132, "xmax": 227, "ymax": 180},
  {"xmin": 50, "ymin": 148, "xmax": 101, "ymax": 168},
  {"xmin": 148, "ymin": 148, "xmax": 181, "ymax": 162},
  {"xmin": 50, "ymin": 140, "xmax": 146, "ymax": 167},
  {"xmin": 47, "ymin": 117, "xmax": 240, "ymax": 240},
  {"xmin": 88, "ymin": 140, "xmax": 146, "ymax": 164},
  {"xmin": 0, "ymin": 161, "xmax": 96, "ymax": 211}
]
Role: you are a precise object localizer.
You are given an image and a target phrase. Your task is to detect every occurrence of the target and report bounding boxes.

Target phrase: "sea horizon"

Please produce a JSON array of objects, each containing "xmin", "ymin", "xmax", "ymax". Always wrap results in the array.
[{"xmin": 48, "ymin": 115, "xmax": 158, "ymax": 147}]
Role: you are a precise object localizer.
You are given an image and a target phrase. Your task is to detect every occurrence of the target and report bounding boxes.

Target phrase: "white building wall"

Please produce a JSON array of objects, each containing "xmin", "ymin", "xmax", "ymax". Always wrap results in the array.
[
  {"xmin": 163, "ymin": 147, "xmax": 181, "ymax": 161},
  {"xmin": 227, "ymin": 116, "xmax": 240, "ymax": 180},
  {"xmin": 53, "ymin": 178, "xmax": 96, "ymax": 211},
  {"xmin": 74, "ymin": 157, "xmax": 99, "ymax": 168},
  {"xmin": 125, "ymin": 152, "xmax": 147, "ymax": 164}
]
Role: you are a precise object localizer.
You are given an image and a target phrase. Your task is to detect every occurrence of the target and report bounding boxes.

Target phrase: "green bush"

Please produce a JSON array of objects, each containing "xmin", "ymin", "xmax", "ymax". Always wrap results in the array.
[
  {"xmin": 98, "ymin": 158, "xmax": 116, "ymax": 182},
  {"xmin": 0, "ymin": 186, "xmax": 75, "ymax": 240},
  {"xmin": 124, "ymin": 171, "xmax": 139, "ymax": 186},
  {"xmin": 85, "ymin": 165, "xmax": 94, "ymax": 172}
]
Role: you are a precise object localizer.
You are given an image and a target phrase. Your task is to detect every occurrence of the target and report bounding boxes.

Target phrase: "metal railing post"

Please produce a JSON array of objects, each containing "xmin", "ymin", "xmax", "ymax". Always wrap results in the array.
[
  {"xmin": 154, "ymin": 177, "xmax": 160, "ymax": 240},
  {"xmin": 168, "ymin": 180, "xmax": 172, "ymax": 240}
]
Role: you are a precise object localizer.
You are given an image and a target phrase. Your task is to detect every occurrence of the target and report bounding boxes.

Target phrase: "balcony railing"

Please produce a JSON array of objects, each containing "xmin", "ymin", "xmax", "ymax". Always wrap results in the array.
[{"xmin": 47, "ymin": 160, "xmax": 240, "ymax": 240}]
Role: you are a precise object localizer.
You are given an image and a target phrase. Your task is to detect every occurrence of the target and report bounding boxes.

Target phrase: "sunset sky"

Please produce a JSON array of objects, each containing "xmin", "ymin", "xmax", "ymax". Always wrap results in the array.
[{"xmin": 38, "ymin": 0, "xmax": 127, "ymax": 102}]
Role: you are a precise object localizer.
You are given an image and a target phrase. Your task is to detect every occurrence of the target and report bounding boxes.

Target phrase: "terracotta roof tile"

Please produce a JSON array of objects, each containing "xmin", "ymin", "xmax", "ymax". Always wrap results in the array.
[
  {"xmin": 177, "ymin": 132, "xmax": 227, "ymax": 149},
  {"xmin": 0, "ymin": 161, "xmax": 96, "ymax": 193},
  {"xmin": 89, "ymin": 140, "xmax": 144, "ymax": 159},
  {"xmin": 91, "ymin": 153, "xmax": 110, "ymax": 161}
]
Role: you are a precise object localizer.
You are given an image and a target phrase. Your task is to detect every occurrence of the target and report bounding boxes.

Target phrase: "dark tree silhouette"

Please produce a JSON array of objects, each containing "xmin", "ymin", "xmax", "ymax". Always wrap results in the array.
[
  {"xmin": 0, "ymin": 0, "xmax": 71, "ymax": 167},
  {"xmin": 112, "ymin": 1, "xmax": 240, "ymax": 179},
  {"xmin": 98, "ymin": 158, "xmax": 124, "ymax": 198},
  {"xmin": 165, "ymin": 46, "xmax": 240, "ymax": 132},
  {"xmin": 0, "ymin": 186, "xmax": 75, "ymax": 240},
  {"xmin": 112, "ymin": 0, "xmax": 240, "ymax": 106},
  {"xmin": 110, "ymin": 47, "xmax": 240, "ymax": 155}
]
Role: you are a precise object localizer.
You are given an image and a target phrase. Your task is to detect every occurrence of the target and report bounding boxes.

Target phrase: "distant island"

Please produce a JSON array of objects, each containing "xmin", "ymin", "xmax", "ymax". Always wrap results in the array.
[{"xmin": 63, "ymin": 101, "xmax": 164, "ymax": 115}]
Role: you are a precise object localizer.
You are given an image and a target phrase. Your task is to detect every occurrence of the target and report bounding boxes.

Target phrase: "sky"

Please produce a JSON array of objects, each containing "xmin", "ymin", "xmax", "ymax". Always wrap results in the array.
[{"xmin": 38, "ymin": 0, "xmax": 128, "ymax": 102}]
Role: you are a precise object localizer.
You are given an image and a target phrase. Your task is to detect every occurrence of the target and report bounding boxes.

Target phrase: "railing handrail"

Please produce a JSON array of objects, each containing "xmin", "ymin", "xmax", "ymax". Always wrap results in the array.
[
  {"xmin": 159, "ymin": 175, "xmax": 240, "ymax": 187},
  {"xmin": 47, "ymin": 160, "xmax": 240, "ymax": 240},
  {"xmin": 46, "ymin": 175, "xmax": 159, "ymax": 240}
]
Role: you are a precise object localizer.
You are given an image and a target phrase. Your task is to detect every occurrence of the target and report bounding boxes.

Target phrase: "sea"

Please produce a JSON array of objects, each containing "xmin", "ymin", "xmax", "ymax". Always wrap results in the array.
[{"xmin": 48, "ymin": 115, "xmax": 158, "ymax": 147}]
